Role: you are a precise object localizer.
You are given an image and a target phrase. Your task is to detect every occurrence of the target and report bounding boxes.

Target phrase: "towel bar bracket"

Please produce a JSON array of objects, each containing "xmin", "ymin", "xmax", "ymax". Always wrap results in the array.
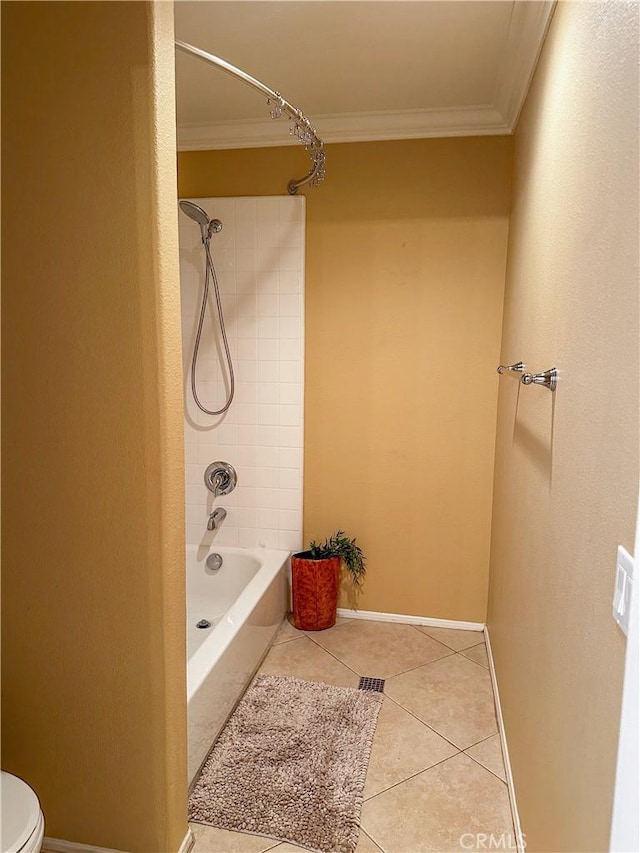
[
  {"xmin": 522, "ymin": 368, "xmax": 557, "ymax": 391},
  {"xmin": 497, "ymin": 361, "xmax": 525, "ymax": 375}
]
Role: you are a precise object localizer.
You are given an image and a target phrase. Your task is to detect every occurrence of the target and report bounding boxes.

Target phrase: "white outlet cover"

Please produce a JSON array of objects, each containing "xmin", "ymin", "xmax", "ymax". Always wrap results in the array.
[{"xmin": 613, "ymin": 545, "xmax": 635, "ymax": 636}]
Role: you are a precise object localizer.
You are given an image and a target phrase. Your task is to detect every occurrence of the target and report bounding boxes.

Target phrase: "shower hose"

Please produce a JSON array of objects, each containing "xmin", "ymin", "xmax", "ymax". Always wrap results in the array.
[{"xmin": 191, "ymin": 234, "xmax": 235, "ymax": 415}]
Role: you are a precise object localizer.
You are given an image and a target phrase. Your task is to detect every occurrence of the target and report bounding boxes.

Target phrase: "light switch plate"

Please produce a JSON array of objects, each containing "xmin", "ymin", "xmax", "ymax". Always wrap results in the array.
[{"xmin": 613, "ymin": 545, "xmax": 635, "ymax": 636}]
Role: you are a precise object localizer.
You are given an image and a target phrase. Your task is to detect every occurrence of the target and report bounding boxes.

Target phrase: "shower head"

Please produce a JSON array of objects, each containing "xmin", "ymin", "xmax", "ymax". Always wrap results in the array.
[
  {"xmin": 179, "ymin": 200, "xmax": 222, "ymax": 241},
  {"xmin": 179, "ymin": 199, "xmax": 209, "ymax": 243},
  {"xmin": 179, "ymin": 199, "xmax": 209, "ymax": 227}
]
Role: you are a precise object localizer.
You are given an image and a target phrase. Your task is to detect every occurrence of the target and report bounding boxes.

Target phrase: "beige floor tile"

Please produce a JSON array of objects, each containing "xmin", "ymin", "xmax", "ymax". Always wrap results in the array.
[
  {"xmin": 272, "ymin": 617, "xmax": 303, "ymax": 645},
  {"xmin": 361, "ymin": 753, "xmax": 514, "ymax": 853},
  {"xmin": 269, "ymin": 830, "xmax": 382, "ymax": 852},
  {"xmin": 272, "ymin": 614, "xmax": 353, "ymax": 645},
  {"xmin": 311, "ymin": 620, "xmax": 452, "ymax": 678},
  {"xmin": 416, "ymin": 626, "xmax": 485, "ymax": 651},
  {"xmin": 258, "ymin": 635, "xmax": 359, "ymax": 688},
  {"xmin": 191, "ymin": 823, "xmax": 278, "ymax": 852},
  {"xmin": 356, "ymin": 830, "xmax": 385, "ymax": 852},
  {"xmin": 465, "ymin": 734, "xmax": 506, "ymax": 782},
  {"xmin": 364, "ymin": 697, "xmax": 458, "ymax": 799},
  {"xmin": 461, "ymin": 643, "xmax": 489, "ymax": 668},
  {"xmin": 385, "ymin": 654, "xmax": 497, "ymax": 749}
]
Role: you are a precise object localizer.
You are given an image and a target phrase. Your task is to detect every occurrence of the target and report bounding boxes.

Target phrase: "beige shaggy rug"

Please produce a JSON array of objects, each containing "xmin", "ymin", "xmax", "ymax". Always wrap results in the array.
[{"xmin": 189, "ymin": 675, "xmax": 383, "ymax": 853}]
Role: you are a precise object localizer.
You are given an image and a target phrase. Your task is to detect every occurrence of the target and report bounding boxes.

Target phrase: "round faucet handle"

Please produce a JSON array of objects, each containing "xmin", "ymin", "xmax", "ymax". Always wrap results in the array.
[{"xmin": 204, "ymin": 461, "xmax": 237, "ymax": 495}]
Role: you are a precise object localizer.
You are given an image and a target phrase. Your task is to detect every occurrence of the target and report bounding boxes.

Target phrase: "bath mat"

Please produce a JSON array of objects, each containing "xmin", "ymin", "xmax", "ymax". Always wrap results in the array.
[{"xmin": 189, "ymin": 674, "xmax": 383, "ymax": 853}]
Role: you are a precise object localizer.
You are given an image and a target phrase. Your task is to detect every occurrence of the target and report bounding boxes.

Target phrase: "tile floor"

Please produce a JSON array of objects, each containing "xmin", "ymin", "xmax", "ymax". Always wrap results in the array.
[{"xmin": 191, "ymin": 617, "xmax": 515, "ymax": 853}]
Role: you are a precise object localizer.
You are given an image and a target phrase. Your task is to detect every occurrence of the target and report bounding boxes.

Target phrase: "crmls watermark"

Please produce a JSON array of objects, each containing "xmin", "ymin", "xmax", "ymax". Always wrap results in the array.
[{"xmin": 459, "ymin": 832, "xmax": 526, "ymax": 850}]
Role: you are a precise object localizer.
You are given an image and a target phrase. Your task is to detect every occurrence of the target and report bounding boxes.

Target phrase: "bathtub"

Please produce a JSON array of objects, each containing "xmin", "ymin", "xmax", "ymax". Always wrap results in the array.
[{"xmin": 186, "ymin": 545, "xmax": 289, "ymax": 783}]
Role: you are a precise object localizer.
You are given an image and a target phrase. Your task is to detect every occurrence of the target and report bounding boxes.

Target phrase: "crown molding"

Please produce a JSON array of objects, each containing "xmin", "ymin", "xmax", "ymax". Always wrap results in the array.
[
  {"xmin": 494, "ymin": 0, "xmax": 557, "ymax": 132},
  {"xmin": 177, "ymin": 105, "xmax": 509, "ymax": 151},
  {"xmin": 176, "ymin": 1, "xmax": 556, "ymax": 151}
]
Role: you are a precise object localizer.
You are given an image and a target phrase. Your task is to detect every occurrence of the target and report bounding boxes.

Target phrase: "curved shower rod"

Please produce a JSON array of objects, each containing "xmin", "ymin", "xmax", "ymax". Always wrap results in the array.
[{"xmin": 175, "ymin": 40, "xmax": 326, "ymax": 195}]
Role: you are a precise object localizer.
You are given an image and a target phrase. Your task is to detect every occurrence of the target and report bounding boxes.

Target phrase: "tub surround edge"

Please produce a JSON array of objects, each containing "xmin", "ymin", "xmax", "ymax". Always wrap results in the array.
[
  {"xmin": 187, "ymin": 547, "xmax": 291, "ymax": 702},
  {"xmin": 187, "ymin": 546, "xmax": 289, "ymax": 782}
]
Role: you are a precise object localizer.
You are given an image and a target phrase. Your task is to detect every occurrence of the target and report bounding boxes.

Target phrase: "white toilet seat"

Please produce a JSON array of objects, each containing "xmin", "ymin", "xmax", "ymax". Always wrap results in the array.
[
  {"xmin": 1, "ymin": 771, "xmax": 45, "ymax": 853},
  {"xmin": 22, "ymin": 810, "xmax": 45, "ymax": 853}
]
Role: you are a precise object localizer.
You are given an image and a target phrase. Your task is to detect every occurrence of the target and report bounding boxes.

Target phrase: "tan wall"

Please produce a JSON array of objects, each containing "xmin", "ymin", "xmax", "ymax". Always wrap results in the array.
[
  {"xmin": 487, "ymin": 3, "xmax": 639, "ymax": 851},
  {"xmin": 1, "ymin": 3, "xmax": 187, "ymax": 851},
  {"xmin": 179, "ymin": 136, "xmax": 512, "ymax": 621}
]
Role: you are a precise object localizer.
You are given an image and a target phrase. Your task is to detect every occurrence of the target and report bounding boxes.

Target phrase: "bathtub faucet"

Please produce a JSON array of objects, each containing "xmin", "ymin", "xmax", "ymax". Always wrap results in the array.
[{"xmin": 207, "ymin": 507, "xmax": 227, "ymax": 531}]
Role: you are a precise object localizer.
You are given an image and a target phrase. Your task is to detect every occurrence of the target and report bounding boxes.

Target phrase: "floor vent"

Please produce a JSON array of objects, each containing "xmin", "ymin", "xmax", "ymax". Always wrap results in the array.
[{"xmin": 358, "ymin": 677, "xmax": 385, "ymax": 693}]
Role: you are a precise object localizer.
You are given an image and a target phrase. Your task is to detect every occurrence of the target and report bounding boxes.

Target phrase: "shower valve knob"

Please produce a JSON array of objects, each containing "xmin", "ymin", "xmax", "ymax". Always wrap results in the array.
[{"xmin": 204, "ymin": 461, "xmax": 237, "ymax": 496}]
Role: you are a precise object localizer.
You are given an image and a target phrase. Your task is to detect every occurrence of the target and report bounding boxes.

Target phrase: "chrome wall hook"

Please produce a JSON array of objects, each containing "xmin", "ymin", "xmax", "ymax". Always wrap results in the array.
[
  {"xmin": 497, "ymin": 361, "xmax": 525, "ymax": 376},
  {"xmin": 521, "ymin": 368, "xmax": 557, "ymax": 391}
]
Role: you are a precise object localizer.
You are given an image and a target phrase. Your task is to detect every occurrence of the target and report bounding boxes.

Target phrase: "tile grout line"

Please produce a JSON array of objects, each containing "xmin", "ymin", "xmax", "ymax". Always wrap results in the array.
[
  {"xmin": 460, "ymin": 655, "xmax": 489, "ymax": 669},
  {"xmin": 454, "ymin": 649, "xmax": 490, "ymax": 671},
  {"xmin": 381, "ymin": 693, "xmax": 465, "ymax": 753},
  {"xmin": 306, "ymin": 636, "xmax": 459, "ymax": 682},
  {"xmin": 467, "ymin": 640, "xmax": 486, "ymax": 649},
  {"xmin": 345, "ymin": 644, "xmax": 490, "ymax": 687},
  {"xmin": 307, "ymin": 621, "xmax": 459, "ymax": 679},
  {"xmin": 361, "ymin": 827, "xmax": 388, "ymax": 853},
  {"xmin": 364, "ymin": 747, "xmax": 508, "ymax": 810},
  {"xmin": 358, "ymin": 647, "xmax": 457, "ymax": 680},
  {"xmin": 382, "ymin": 653, "xmax": 500, "ymax": 752},
  {"xmin": 304, "ymin": 633, "xmax": 363, "ymax": 678},
  {"xmin": 381, "ymin": 649, "xmax": 492, "ymax": 704},
  {"xmin": 463, "ymin": 749, "xmax": 508, "ymax": 786},
  {"xmin": 464, "ymin": 730, "xmax": 502, "ymax": 749},
  {"xmin": 283, "ymin": 619, "xmax": 483, "ymax": 653},
  {"xmin": 361, "ymin": 829, "xmax": 385, "ymax": 853},
  {"xmin": 412, "ymin": 623, "xmax": 487, "ymax": 652},
  {"xmin": 362, "ymin": 751, "xmax": 463, "ymax": 805},
  {"xmin": 272, "ymin": 636, "xmax": 297, "ymax": 646},
  {"xmin": 456, "ymin": 727, "xmax": 499, "ymax": 750}
]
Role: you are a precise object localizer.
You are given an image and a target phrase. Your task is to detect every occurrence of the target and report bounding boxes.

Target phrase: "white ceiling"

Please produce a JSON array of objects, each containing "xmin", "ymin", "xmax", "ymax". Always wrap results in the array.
[{"xmin": 174, "ymin": 1, "xmax": 554, "ymax": 151}]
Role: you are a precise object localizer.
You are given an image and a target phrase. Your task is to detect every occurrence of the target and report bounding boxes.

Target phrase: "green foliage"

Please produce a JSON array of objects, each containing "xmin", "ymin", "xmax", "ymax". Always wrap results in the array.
[{"xmin": 308, "ymin": 530, "xmax": 366, "ymax": 588}]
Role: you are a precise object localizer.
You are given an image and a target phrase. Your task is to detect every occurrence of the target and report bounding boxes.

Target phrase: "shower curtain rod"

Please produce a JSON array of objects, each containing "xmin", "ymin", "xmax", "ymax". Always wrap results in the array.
[{"xmin": 175, "ymin": 40, "xmax": 326, "ymax": 195}]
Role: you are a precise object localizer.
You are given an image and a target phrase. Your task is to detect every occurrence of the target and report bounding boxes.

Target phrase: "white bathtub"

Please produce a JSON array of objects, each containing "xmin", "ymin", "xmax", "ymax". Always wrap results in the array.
[{"xmin": 186, "ymin": 545, "xmax": 289, "ymax": 783}]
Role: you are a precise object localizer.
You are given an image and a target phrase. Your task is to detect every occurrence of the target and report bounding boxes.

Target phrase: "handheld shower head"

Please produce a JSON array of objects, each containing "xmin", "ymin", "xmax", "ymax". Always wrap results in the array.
[
  {"xmin": 179, "ymin": 200, "xmax": 222, "ymax": 241},
  {"xmin": 179, "ymin": 200, "xmax": 209, "ymax": 242}
]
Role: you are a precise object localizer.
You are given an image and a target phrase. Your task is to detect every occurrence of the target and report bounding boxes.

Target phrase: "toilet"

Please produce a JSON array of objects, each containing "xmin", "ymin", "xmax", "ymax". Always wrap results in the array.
[{"xmin": 1, "ymin": 772, "xmax": 45, "ymax": 853}]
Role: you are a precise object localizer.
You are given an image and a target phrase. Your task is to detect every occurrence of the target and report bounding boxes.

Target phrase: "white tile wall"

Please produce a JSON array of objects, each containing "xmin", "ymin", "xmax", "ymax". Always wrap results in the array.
[{"xmin": 179, "ymin": 196, "xmax": 305, "ymax": 552}]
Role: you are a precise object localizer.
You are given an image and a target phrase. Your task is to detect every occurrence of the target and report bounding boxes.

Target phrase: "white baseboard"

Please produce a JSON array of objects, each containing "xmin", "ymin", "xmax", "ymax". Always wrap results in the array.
[
  {"xmin": 43, "ymin": 840, "xmax": 124, "ymax": 853},
  {"xmin": 44, "ymin": 828, "xmax": 194, "ymax": 853},
  {"xmin": 484, "ymin": 626, "xmax": 525, "ymax": 853},
  {"xmin": 337, "ymin": 607, "xmax": 485, "ymax": 632},
  {"xmin": 179, "ymin": 828, "xmax": 195, "ymax": 853}
]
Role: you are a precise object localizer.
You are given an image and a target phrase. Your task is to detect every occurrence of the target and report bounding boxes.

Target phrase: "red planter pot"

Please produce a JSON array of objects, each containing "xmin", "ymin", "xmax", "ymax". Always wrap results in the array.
[{"xmin": 291, "ymin": 552, "xmax": 340, "ymax": 631}]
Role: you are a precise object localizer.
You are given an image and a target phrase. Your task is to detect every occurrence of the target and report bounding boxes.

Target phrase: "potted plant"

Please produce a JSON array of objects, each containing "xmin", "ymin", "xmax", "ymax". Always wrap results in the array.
[{"xmin": 291, "ymin": 531, "xmax": 366, "ymax": 631}]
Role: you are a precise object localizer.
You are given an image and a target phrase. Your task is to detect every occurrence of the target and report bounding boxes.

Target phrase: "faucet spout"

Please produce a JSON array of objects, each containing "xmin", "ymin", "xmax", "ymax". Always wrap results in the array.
[{"xmin": 207, "ymin": 507, "xmax": 227, "ymax": 531}]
